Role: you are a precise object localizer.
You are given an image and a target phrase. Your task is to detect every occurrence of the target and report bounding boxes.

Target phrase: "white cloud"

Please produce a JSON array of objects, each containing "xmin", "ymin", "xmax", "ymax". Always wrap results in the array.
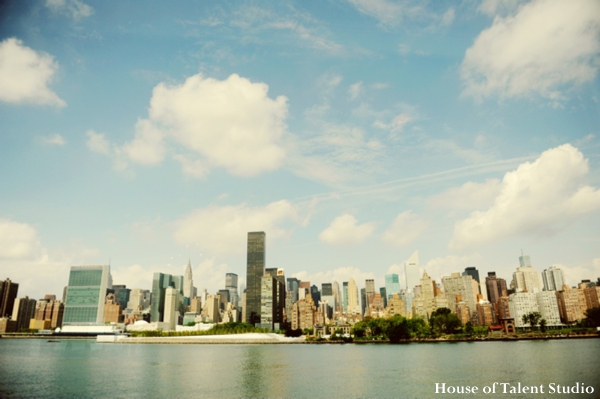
[
  {"xmin": 0, "ymin": 219, "xmax": 104, "ymax": 299},
  {"xmin": 461, "ymin": 0, "xmax": 600, "ymax": 101},
  {"xmin": 41, "ymin": 134, "xmax": 66, "ymax": 146},
  {"xmin": 382, "ymin": 211, "xmax": 429, "ymax": 248},
  {"xmin": 318, "ymin": 214, "xmax": 376, "ymax": 245},
  {"xmin": 429, "ymin": 178, "xmax": 502, "ymax": 211},
  {"xmin": 347, "ymin": 0, "xmax": 454, "ymax": 29},
  {"xmin": 85, "ymin": 130, "xmax": 111, "ymax": 155},
  {"xmin": 450, "ymin": 144, "xmax": 600, "ymax": 249},
  {"xmin": 288, "ymin": 124, "xmax": 386, "ymax": 185},
  {"xmin": 556, "ymin": 259, "xmax": 600, "ymax": 288},
  {"xmin": 122, "ymin": 119, "xmax": 165, "ymax": 165},
  {"xmin": 373, "ymin": 113, "xmax": 412, "ymax": 132},
  {"xmin": 140, "ymin": 73, "xmax": 287, "ymax": 177},
  {"xmin": 173, "ymin": 200, "xmax": 300, "ymax": 256},
  {"xmin": 349, "ymin": 81, "xmax": 363, "ymax": 100},
  {"xmin": 422, "ymin": 254, "xmax": 486, "ymax": 283},
  {"xmin": 0, "ymin": 219, "xmax": 43, "ymax": 260},
  {"xmin": 46, "ymin": 0, "xmax": 94, "ymax": 20},
  {"xmin": 292, "ymin": 266, "xmax": 377, "ymax": 289},
  {"xmin": 0, "ymin": 38, "xmax": 65, "ymax": 107},
  {"xmin": 173, "ymin": 154, "xmax": 210, "ymax": 179},
  {"xmin": 478, "ymin": 0, "xmax": 522, "ymax": 17}
]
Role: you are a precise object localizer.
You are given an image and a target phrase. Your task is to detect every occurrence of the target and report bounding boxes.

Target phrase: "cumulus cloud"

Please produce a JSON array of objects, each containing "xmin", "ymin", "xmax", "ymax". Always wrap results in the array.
[
  {"xmin": 429, "ymin": 178, "xmax": 502, "ymax": 211},
  {"xmin": 318, "ymin": 214, "xmax": 376, "ymax": 245},
  {"xmin": 461, "ymin": 0, "xmax": 600, "ymax": 101},
  {"xmin": 173, "ymin": 154, "xmax": 210, "ymax": 179},
  {"xmin": 0, "ymin": 38, "xmax": 65, "ymax": 107},
  {"xmin": 556, "ymin": 259, "xmax": 600, "ymax": 288},
  {"xmin": 450, "ymin": 144, "xmax": 600, "ymax": 249},
  {"xmin": 85, "ymin": 130, "xmax": 111, "ymax": 155},
  {"xmin": 41, "ymin": 134, "xmax": 66, "ymax": 146},
  {"xmin": 0, "ymin": 219, "xmax": 44, "ymax": 260},
  {"xmin": 122, "ymin": 119, "xmax": 165, "ymax": 165},
  {"xmin": 478, "ymin": 0, "xmax": 522, "ymax": 16},
  {"xmin": 373, "ymin": 113, "xmax": 412, "ymax": 132},
  {"xmin": 121, "ymin": 73, "xmax": 287, "ymax": 177},
  {"xmin": 382, "ymin": 211, "xmax": 429, "ymax": 248},
  {"xmin": 173, "ymin": 200, "xmax": 301, "ymax": 255},
  {"xmin": 46, "ymin": 0, "xmax": 94, "ymax": 20},
  {"xmin": 292, "ymin": 266, "xmax": 377, "ymax": 289}
]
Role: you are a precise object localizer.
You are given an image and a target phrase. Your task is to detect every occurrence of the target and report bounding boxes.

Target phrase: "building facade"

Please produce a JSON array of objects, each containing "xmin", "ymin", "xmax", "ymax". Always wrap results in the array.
[
  {"xmin": 63, "ymin": 265, "xmax": 111, "ymax": 326},
  {"xmin": 245, "ymin": 232, "xmax": 266, "ymax": 325}
]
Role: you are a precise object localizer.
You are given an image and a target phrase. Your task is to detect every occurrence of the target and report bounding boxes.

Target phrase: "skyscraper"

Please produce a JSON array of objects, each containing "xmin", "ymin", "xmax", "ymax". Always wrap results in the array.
[
  {"xmin": 63, "ymin": 265, "xmax": 111, "ymax": 326},
  {"xmin": 333, "ymin": 281, "xmax": 341, "ymax": 312},
  {"xmin": 150, "ymin": 273, "xmax": 184, "ymax": 322},
  {"xmin": 184, "ymin": 260, "xmax": 194, "ymax": 300},
  {"xmin": 343, "ymin": 282, "xmax": 349, "ymax": 313},
  {"xmin": 287, "ymin": 277, "xmax": 300, "ymax": 303},
  {"xmin": 385, "ymin": 274, "xmax": 401, "ymax": 300},
  {"xmin": 347, "ymin": 278, "xmax": 359, "ymax": 314},
  {"xmin": 513, "ymin": 256, "xmax": 543, "ymax": 294},
  {"xmin": 11, "ymin": 296, "xmax": 36, "ymax": 331},
  {"xmin": 226, "ymin": 273, "xmax": 239, "ymax": 307},
  {"xmin": 245, "ymin": 231, "xmax": 266, "ymax": 325},
  {"xmin": 404, "ymin": 251, "xmax": 420, "ymax": 291},
  {"xmin": 463, "ymin": 267, "xmax": 481, "ymax": 294},
  {"xmin": 485, "ymin": 272, "xmax": 507, "ymax": 305},
  {"xmin": 379, "ymin": 287, "xmax": 387, "ymax": 307},
  {"xmin": 542, "ymin": 266, "xmax": 565, "ymax": 291},
  {"xmin": 0, "ymin": 278, "xmax": 19, "ymax": 318}
]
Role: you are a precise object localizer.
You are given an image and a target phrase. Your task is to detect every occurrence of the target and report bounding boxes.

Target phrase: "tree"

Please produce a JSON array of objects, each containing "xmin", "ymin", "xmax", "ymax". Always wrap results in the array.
[
  {"xmin": 585, "ymin": 307, "xmax": 600, "ymax": 327},
  {"xmin": 539, "ymin": 319, "xmax": 547, "ymax": 333},
  {"xmin": 351, "ymin": 321, "xmax": 368, "ymax": 338},
  {"xmin": 387, "ymin": 316, "xmax": 411, "ymax": 343},
  {"xmin": 465, "ymin": 321, "xmax": 474, "ymax": 336},
  {"xmin": 430, "ymin": 308, "xmax": 462, "ymax": 335}
]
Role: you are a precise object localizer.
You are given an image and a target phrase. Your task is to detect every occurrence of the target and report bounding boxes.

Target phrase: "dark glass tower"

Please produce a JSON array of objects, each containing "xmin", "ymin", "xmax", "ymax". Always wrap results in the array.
[
  {"xmin": 245, "ymin": 231, "xmax": 265, "ymax": 325},
  {"xmin": 0, "ymin": 278, "xmax": 19, "ymax": 318},
  {"xmin": 463, "ymin": 267, "xmax": 481, "ymax": 294}
]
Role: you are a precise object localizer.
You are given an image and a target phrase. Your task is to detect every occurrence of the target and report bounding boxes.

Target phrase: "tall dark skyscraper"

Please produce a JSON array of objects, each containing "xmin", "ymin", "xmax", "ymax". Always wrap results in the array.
[
  {"xmin": 287, "ymin": 277, "xmax": 300, "ymax": 303},
  {"xmin": 486, "ymin": 272, "xmax": 507, "ymax": 304},
  {"xmin": 463, "ymin": 267, "xmax": 481, "ymax": 294},
  {"xmin": 0, "ymin": 278, "xmax": 19, "ymax": 318},
  {"xmin": 245, "ymin": 231, "xmax": 265, "ymax": 325}
]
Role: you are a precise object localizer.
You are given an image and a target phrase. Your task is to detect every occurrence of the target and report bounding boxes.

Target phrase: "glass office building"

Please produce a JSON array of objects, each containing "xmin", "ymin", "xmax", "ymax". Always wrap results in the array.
[
  {"xmin": 246, "ymin": 232, "xmax": 266, "ymax": 325},
  {"xmin": 63, "ymin": 265, "xmax": 111, "ymax": 325}
]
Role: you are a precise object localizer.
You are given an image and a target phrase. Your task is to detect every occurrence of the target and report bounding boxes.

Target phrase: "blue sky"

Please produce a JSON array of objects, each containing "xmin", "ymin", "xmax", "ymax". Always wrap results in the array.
[{"xmin": 1, "ymin": 0, "xmax": 599, "ymax": 299}]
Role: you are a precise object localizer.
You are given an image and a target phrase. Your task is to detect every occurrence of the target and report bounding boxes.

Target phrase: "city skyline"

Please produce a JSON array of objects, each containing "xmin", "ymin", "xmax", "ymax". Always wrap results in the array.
[{"xmin": 1, "ymin": 0, "xmax": 600, "ymax": 300}]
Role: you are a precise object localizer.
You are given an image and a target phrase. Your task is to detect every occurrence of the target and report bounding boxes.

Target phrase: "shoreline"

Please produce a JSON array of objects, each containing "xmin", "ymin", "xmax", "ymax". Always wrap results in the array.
[{"xmin": 3, "ymin": 332, "xmax": 598, "ymax": 344}]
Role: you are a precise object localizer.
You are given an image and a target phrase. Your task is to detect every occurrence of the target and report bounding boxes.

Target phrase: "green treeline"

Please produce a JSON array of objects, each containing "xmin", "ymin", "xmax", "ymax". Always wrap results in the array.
[{"xmin": 128, "ymin": 322, "xmax": 270, "ymax": 337}]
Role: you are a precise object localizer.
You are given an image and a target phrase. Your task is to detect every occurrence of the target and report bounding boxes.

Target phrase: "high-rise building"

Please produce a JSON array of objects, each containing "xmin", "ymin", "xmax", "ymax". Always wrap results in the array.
[
  {"xmin": 535, "ymin": 291, "xmax": 561, "ymax": 326},
  {"xmin": 63, "ymin": 265, "xmax": 111, "ymax": 326},
  {"xmin": 112, "ymin": 285, "xmax": 130, "ymax": 310},
  {"xmin": 184, "ymin": 260, "xmax": 194, "ymax": 300},
  {"xmin": 385, "ymin": 274, "xmax": 401, "ymax": 300},
  {"xmin": 245, "ymin": 231, "xmax": 266, "ymax": 325},
  {"xmin": 103, "ymin": 293, "xmax": 121, "ymax": 323},
  {"xmin": 127, "ymin": 289, "xmax": 151, "ymax": 310},
  {"xmin": 321, "ymin": 283, "xmax": 335, "ymax": 318},
  {"xmin": 404, "ymin": 251, "xmax": 420, "ymax": 291},
  {"xmin": 463, "ymin": 267, "xmax": 481, "ymax": 294},
  {"xmin": 556, "ymin": 285, "xmax": 587, "ymax": 323},
  {"xmin": 379, "ymin": 287, "xmax": 387, "ymax": 308},
  {"xmin": 218, "ymin": 289, "xmax": 230, "ymax": 310},
  {"xmin": 360, "ymin": 288, "xmax": 367, "ymax": 317},
  {"xmin": 226, "ymin": 273, "xmax": 239, "ymax": 307},
  {"xmin": 0, "ymin": 278, "xmax": 19, "ymax": 318},
  {"xmin": 287, "ymin": 277, "xmax": 299, "ymax": 303},
  {"xmin": 365, "ymin": 279, "xmax": 375, "ymax": 295},
  {"xmin": 265, "ymin": 268, "xmax": 286, "ymax": 328},
  {"xmin": 542, "ymin": 266, "xmax": 565, "ymax": 291},
  {"xmin": 347, "ymin": 278, "xmax": 360, "ymax": 314},
  {"xmin": 11, "ymin": 296, "xmax": 36, "ymax": 331},
  {"xmin": 163, "ymin": 287, "xmax": 181, "ymax": 330},
  {"xmin": 442, "ymin": 272, "xmax": 478, "ymax": 320},
  {"xmin": 508, "ymin": 292, "xmax": 539, "ymax": 328},
  {"xmin": 513, "ymin": 264, "xmax": 543, "ymax": 294},
  {"xmin": 333, "ymin": 281, "xmax": 341, "ymax": 312},
  {"xmin": 310, "ymin": 285, "xmax": 321, "ymax": 309},
  {"xmin": 485, "ymin": 272, "xmax": 507, "ymax": 305},
  {"xmin": 519, "ymin": 254, "xmax": 532, "ymax": 267},
  {"xmin": 261, "ymin": 274, "xmax": 277, "ymax": 330},
  {"xmin": 342, "ymin": 282, "xmax": 349, "ymax": 313},
  {"xmin": 150, "ymin": 273, "xmax": 183, "ymax": 323}
]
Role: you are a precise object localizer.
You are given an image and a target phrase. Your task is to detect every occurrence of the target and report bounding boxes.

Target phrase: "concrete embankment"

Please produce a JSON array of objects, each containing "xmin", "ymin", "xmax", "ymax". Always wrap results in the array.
[{"xmin": 97, "ymin": 333, "xmax": 307, "ymax": 344}]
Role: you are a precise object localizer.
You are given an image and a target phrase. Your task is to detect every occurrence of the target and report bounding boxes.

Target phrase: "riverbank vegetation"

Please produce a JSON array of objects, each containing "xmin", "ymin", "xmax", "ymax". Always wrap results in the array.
[{"xmin": 128, "ymin": 322, "xmax": 270, "ymax": 337}]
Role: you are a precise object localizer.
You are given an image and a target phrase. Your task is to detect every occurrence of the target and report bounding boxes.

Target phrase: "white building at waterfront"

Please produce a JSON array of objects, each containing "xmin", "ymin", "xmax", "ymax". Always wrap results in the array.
[
  {"xmin": 508, "ymin": 292, "xmax": 539, "ymax": 328},
  {"xmin": 535, "ymin": 291, "xmax": 562, "ymax": 326}
]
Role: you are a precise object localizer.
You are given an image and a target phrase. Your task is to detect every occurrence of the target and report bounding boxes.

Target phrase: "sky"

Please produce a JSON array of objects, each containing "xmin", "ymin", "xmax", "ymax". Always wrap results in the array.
[{"xmin": 1, "ymin": 0, "xmax": 599, "ymax": 300}]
